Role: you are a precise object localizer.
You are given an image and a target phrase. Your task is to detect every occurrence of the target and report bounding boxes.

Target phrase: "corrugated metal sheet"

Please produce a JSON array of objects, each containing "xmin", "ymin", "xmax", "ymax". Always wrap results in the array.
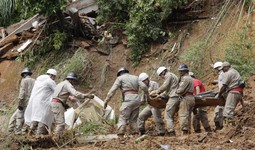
[{"xmin": 67, "ymin": 0, "xmax": 98, "ymax": 15}]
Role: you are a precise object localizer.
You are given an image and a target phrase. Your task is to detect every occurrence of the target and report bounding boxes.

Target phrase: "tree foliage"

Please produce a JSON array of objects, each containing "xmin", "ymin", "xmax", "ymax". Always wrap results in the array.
[
  {"xmin": 16, "ymin": 0, "xmax": 67, "ymax": 18},
  {"xmin": 97, "ymin": 0, "xmax": 187, "ymax": 65},
  {"xmin": 0, "ymin": 0, "xmax": 17, "ymax": 26},
  {"xmin": 225, "ymin": 24, "xmax": 255, "ymax": 81}
]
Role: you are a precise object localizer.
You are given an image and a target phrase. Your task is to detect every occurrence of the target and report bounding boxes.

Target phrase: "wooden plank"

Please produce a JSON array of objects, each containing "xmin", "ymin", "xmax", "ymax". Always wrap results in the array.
[
  {"xmin": 0, "ymin": 43, "xmax": 14, "ymax": 57},
  {"xmin": 0, "ymin": 34, "xmax": 18, "ymax": 47}
]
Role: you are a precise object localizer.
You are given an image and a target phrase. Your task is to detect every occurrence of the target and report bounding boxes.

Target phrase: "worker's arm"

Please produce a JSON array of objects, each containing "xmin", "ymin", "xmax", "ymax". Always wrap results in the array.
[
  {"xmin": 218, "ymin": 84, "xmax": 227, "ymax": 97},
  {"xmin": 105, "ymin": 78, "xmax": 121, "ymax": 102},
  {"xmin": 139, "ymin": 81, "xmax": 149, "ymax": 104},
  {"xmin": 66, "ymin": 82, "xmax": 93, "ymax": 100},
  {"xmin": 195, "ymin": 86, "xmax": 200, "ymax": 95},
  {"xmin": 18, "ymin": 79, "xmax": 26, "ymax": 110},
  {"xmin": 176, "ymin": 77, "xmax": 189, "ymax": 95},
  {"xmin": 157, "ymin": 74, "xmax": 171, "ymax": 94}
]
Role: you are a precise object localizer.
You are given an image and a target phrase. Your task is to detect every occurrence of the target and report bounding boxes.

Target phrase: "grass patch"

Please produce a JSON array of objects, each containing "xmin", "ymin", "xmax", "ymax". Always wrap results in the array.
[{"xmin": 75, "ymin": 121, "xmax": 108, "ymax": 136}]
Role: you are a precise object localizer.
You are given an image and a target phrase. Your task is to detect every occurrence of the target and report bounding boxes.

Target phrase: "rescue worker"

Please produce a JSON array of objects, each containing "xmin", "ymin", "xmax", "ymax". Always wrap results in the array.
[
  {"xmin": 217, "ymin": 62, "xmax": 243, "ymax": 126},
  {"xmin": 25, "ymin": 69, "xmax": 57, "ymax": 136},
  {"xmin": 51, "ymin": 72, "xmax": 94, "ymax": 139},
  {"xmin": 176, "ymin": 64, "xmax": 195, "ymax": 135},
  {"xmin": 8, "ymin": 67, "xmax": 35, "ymax": 135},
  {"xmin": 189, "ymin": 72, "xmax": 211, "ymax": 133},
  {"xmin": 104, "ymin": 67, "xmax": 148, "ymax": 136},
  {"xmin": 152, "ymin": 66, "xmax": 179, "ymax": 136},
  {"xmin": 137, "ymin": 72, "xmax": 165, "ymax": 136},
  {"xmin": 212, "ymin": 61, "xmax": 224, "ymax": 130}
]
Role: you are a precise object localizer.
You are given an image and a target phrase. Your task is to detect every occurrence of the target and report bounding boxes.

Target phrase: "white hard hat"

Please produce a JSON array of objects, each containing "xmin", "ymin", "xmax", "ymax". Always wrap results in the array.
[
  {"xmin": 139, "ymin": 72, "xmax": 149, "ymax": 81},
  {"xmin": 46, "ymin": 69, "xmax": 57, "ymax": 76},
  {"xmin": 157, "ymin": 66, "xmax": 167, "ymax": 76},
  {"xmin": 213, "ymin": 62, "xmax": 223, "ymax": 69},
  {"xmin": 189, "ymin": 71, "xmax": 194, "ymax": 76}
]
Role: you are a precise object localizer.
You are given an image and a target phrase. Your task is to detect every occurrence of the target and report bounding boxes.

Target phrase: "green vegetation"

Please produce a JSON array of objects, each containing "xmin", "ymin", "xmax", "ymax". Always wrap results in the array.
[
  {"xmin": 75, "ymin": 121, "xmax": 108, "ymax": 136},
  {"xmin": 97, "ymin": 0, "xmax": 187, "ymax": 65},
  {"xmin": 225, "ymin": 24, "xmax": 255, "ymax": 81},
  {"xmin": 180, "ymin": 42, "xmax": 207, "ymax": 77},
  {"xmin": 0, "ymin": 0, "xmax": 17, "ymax": 26},
  {"xmin": 55, "ymin": 48, "xmax": 91, "ymax": 83}
]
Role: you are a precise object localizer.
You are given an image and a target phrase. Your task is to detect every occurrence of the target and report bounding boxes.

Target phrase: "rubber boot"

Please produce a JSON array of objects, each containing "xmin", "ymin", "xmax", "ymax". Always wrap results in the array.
[
  {"xmin": 215, "ymin": 122, "xmax": 223, "ymax": 130},
  {"xmin": 166, "ymin": 131, "xmax": 176, "ymax": 137},
  {"xmin": 205, "ymin": 127, "xmax": 212, "ymax": 132}
]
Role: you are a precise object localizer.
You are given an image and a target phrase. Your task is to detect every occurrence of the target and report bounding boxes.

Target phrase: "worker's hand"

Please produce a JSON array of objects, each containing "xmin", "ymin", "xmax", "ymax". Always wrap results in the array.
[
  {"xmin": 104, "ymin": 102, "xmax": 108, "ymax": 109},
  {"xmin": 18, "ymin": 105, "xmax": 23, "ymax": 111},
  {"xmin": 68, "ymin": 96, "xmax": 76, "ymax": 102}
]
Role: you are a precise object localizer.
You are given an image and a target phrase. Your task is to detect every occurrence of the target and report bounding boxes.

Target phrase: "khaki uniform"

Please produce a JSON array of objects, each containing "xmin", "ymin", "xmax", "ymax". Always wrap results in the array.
[
  {"xmin": 222, "ymin": 68, "xmax": 242, "ymax": 119},
  {"xmin": 51, "ymin": 80, "xmax": 91, "ymax": 135},
  {"xmin": 157, "ymin": 72, "xmax": 179, "ymax": 133},
  {"xmin": 193, "ymin": 107, "xmax": 210, "ymax": 132},
  {"xmin": 8, "ymin": 76, "xmax": 35, "ymax": 134},
  {"xmin": 105, "ymin": 73, "xmax": 147, "ymax": 133},
  {"xmin": 214, "ymin": 71, "xmax": 224, "ymax": 128},
  {"xmin": 138, "ymin": 80, "xmax": 165, "ymax": 134},
  {"xmin": 176, "ymin": 74, "xmax": 195, "ymax": 132}
]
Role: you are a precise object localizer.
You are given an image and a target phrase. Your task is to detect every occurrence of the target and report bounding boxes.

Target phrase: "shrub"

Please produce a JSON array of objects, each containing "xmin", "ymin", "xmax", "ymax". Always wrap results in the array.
[{"xmin": 225, "ymin": 24, "xmax": 255, "ymax": 81}]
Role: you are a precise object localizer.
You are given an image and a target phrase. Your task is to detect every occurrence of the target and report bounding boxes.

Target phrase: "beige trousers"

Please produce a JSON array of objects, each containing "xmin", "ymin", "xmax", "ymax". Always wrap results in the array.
[
  {"xmin": 51, "ymin": 102, "xmax": 65, "ymax": 135},
  {"xmin": 193, "ymin": 108, "xmax": 210, "ymax": 131},
  {"xmin": 165, "ymin": 97, "xmax": 180, "ymax": 132},
  {"xmin": 223, "ymin": 92, "xmax": 242, "ymax": 119},
  {"xmin": 118, "ymin": 100, "xmax": 140, "ymax": 132},
  {"xmin": 138, "ymin": 105, "xmax": 165, "ymax": 134},
  {"xmin": 179, "ymin": 96, "xmax": 195, "ymax": 131}
]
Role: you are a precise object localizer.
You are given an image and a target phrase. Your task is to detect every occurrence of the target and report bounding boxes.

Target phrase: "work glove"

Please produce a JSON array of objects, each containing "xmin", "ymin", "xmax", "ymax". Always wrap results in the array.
[
  {"xmin": 104, "ymin": 99, "xmax": 109, "ymax": 109},
  {"xmin": 18, "ymin": 106, "xmax": 23, "ymax": 111},
  {"xmin": 68, "ymin": 96, "xmax": 76, "ymax": 102},
  {"xmin": 150, "ymin": 90, "xmax": 157, "ymax": 95}
]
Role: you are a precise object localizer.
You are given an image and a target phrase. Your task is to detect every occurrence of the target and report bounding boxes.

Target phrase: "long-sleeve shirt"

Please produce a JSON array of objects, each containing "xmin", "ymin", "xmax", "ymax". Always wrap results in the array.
[
  {"xmin": 157, "ymin": 72, "xmax": 179, "ymax": 98},
  {"xmin": 18, "ymin": 76, "xmax": 35, "ymax": 107},
  {"xmin": 222, "ymin": 68, "xmax": 241, "ymax": 90},
  {"xmin": 176, "ymin": 74, "xmax": 194, "ymax": 96},
  {"xmin": 52, "ymin": 80, "xmax": 87, "ymax": 103},
  {"xmin": 105, "ymin": 73, "xmax": 148, "ymax": 101}
]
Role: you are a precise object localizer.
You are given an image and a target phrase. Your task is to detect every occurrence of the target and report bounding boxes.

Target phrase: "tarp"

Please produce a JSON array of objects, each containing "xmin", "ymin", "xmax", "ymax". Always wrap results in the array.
[
  {"xmin": 24, "ymin": 75, "xmax": 56, "ymax": 128},
  {"xmin": 64, "ymin": 95, "xmax": 115, "ymax": 130}
]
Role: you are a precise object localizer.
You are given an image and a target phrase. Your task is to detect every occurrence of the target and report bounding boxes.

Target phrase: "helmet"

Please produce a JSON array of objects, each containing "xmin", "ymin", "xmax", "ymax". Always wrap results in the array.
[
  {"xmin": 139, "ymin": 72, "xmax": 149, "ymax": 81},
  {"xmin": 21, "ymin": 67, "xmax": 32, "ymax": 77},
  {"xmin": 46, "ymin": 69, "xmax": 57, "ymax": 76},
  {"xmin": 222, "ymin": 61, "xmax": 231, "ymax": 68},
  {"xmin": 213, "ymin": 62, "xmax": 223, "ymax": 69},
  {"xmin": 117, "ymin": 67, "xmax": 129, "ymax": 77},
  {"xmin": 66, "ymin": 72, "xmax": 78, "ymax": 80},
  {"xmin": 189, "ymin": 71, "xmax": 194, "ymax": 77},
  {"xmin": 157, "ymin": 66, "xmax": 167, "ymax": 76},
  {"xmin": 178, "ymin": 64, "xmax": 189, "ymax": 71}
]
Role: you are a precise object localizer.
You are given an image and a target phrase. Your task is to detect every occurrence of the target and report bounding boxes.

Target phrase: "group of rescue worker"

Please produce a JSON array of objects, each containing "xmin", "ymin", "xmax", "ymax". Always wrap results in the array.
[
  {"xmin": 104, "ymin": 61, "xmax": 244, "ymax": 136},
  {"xmin": 7, "ymin": 60, "xmax": 244, "ymax": 139},
  {"xmin": 8, "ymin": 69, "xmax": 94, "ymax": 140}
]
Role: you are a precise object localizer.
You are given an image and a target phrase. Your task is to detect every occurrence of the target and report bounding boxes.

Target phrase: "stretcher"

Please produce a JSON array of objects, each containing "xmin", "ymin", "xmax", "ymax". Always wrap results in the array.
[{"xmin": 148, "ymin": 91, "xmax": 225, "ymax": 109}]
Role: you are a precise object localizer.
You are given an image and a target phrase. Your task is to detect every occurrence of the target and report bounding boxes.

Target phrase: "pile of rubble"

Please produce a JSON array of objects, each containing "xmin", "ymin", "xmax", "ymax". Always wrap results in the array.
[{"xmin": 0, "ymin": 14, "xmax": 46, "ymax": 62}]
